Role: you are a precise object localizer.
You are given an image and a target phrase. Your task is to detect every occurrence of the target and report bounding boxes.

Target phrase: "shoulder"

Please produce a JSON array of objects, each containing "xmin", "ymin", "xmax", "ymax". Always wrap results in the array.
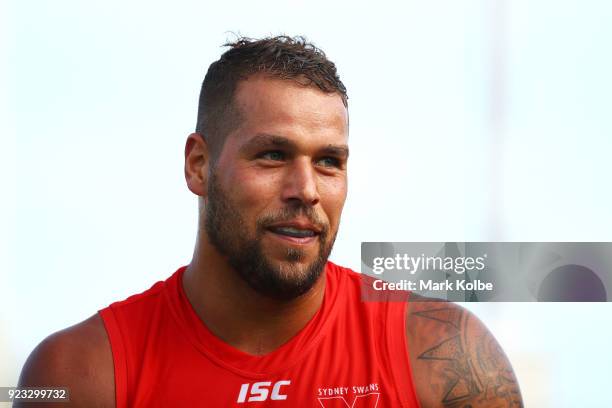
[
  {"xmin": 326, "ymin": 260, "xmax": 359, "ymax": 277},
  {"xmin": 326, "ymin": 261, "xmax": 362, "ymax": 290},
  {"xmin": 405, "ymin": 295, "xmax": 523, "ymax": 408},
  {"xmin": 17, "ymin": 313, "xmax": 115, "ymax": 408}
]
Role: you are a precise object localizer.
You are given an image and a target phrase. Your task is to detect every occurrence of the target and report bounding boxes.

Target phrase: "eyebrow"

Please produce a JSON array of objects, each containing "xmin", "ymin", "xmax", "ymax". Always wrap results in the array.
[
  {"xmin": 240, "ymin": 133, "xmax": 349, "ymax": 159},
  {"xmin": 320, "ymin": 144, "xmax": 350, "ymax": 159},
  {"xmin": 239, "ymin": 133, "xmax": 293, "ymax": 153}
]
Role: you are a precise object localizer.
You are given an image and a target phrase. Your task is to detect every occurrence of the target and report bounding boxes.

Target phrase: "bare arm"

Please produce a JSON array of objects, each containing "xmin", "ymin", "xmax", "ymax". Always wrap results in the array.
[
  {"xmin": 406, "ymin": 297, "xmax": 523, "ymax": 408},
  {"xmin": 16, "ymin": 313, "xmax": 115, "ymax": 408}
]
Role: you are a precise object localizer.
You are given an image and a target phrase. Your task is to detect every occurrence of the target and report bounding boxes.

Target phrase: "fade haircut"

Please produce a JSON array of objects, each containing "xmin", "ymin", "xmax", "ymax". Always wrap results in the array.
[{"xmin": 195, "ymin": 35, "xmax": 348, "ymax": 160}]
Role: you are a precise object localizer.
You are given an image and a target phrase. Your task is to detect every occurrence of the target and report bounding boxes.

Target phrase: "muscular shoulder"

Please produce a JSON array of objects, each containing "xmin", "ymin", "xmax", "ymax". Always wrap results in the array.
[
  {"xmin": 17, "ymin": 313, "xmax": 115, "ymax": 408},
  {"xmin": 406, "ymin": 296, "xmax": 523, "ymax": 408}
]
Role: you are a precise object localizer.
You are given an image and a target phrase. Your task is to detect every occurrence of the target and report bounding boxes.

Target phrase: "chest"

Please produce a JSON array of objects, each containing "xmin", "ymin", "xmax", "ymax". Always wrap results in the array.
[{"xmin": 126, "ymin": 326, "xmax": 406, "ymax": 407}]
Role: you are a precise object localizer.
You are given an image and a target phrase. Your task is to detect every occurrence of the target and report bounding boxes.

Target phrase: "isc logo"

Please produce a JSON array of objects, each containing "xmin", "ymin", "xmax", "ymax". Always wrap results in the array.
[{"xmin": 237, "ymin": 380, "xmax": 291, "ymax": 403}]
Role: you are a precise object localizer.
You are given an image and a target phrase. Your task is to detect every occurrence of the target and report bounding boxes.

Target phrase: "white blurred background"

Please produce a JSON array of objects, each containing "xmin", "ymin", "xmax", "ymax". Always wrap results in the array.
[{"xmin": 2, "ymin": 0, "xmax": 612, "ymax": 406}]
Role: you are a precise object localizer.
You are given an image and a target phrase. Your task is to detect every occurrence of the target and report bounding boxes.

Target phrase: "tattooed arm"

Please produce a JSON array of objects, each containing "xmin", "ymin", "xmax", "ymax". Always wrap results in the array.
[{"xmin": 406, "ymin": 297, "xmax": 523, "ymax": 408}]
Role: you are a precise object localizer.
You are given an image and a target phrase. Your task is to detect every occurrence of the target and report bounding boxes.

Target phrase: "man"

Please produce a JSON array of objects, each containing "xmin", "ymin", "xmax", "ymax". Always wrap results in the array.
[{"xmin": 18, "ymin": 36, "xmax": 523, "ymax": 407}]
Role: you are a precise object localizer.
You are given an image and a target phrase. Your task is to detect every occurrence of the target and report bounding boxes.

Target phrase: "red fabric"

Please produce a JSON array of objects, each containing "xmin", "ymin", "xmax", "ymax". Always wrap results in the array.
[{"xmin": 98, "ymin": 262, "xmax": 420, "ymax": 407}]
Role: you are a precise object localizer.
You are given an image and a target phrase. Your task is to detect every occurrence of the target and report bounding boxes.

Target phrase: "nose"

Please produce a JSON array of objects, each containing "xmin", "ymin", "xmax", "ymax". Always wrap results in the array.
[{"xmin": 282, "ymin": 157, "xmax": 320, "ymax": 207}]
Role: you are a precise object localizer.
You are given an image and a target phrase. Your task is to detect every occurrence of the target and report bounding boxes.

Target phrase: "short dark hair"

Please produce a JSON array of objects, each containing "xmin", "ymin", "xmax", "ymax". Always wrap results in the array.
[{"xmin": 195, "ymin": 35, "xmax": 348, "ymax": 159}]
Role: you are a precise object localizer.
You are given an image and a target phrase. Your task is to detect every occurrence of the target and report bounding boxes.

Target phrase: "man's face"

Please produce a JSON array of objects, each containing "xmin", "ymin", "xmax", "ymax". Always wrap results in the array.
[{"xmin": 204, "ymin": 76, "xmax": 349, "ymax": 300}]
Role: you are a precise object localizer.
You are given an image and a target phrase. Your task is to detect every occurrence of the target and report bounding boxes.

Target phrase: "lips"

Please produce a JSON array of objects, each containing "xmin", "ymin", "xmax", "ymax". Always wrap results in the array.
[
  {"xmin": 268, "ymin": 226, "xmax": 317, "ymax": 238},
  {"xmin": 266, "ymin": 220, "xmax": 322, "ymax": 240}
]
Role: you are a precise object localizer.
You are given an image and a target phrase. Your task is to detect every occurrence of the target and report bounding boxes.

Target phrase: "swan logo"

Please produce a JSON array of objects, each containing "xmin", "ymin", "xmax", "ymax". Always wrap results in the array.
[
  {"xmin": 317, "ymin": 383, "xmax": 381, "ymax": 407},
  {"xmin": 317, "ymin": 392, "xmax": 380, "ymax": 407}
]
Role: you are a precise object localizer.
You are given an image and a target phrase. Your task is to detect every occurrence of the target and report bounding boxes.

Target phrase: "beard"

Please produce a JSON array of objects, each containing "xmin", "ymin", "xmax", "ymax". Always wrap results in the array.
[{"xmin": 204, "ymin": 171, "xmax": 337, "ymax": 301}]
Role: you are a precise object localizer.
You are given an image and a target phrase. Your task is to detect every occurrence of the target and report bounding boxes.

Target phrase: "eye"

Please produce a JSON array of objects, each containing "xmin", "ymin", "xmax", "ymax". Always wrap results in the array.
[
  {"xmin": 258, "ymin": 151, "xmax": 285, "ymax": 161},
  {"xmin": 316, "ymin": 157, "xmax": 341, "ymax": 168}
]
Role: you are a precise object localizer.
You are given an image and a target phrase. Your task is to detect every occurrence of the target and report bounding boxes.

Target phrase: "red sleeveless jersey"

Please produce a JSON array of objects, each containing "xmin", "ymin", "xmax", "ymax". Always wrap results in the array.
[{"xmin": 99, "ymin": 261, "xmax": 421, "ymax": 407}]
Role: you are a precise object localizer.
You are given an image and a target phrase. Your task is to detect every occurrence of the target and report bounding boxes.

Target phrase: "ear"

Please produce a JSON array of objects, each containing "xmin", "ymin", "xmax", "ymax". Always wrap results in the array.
[{"xmin": 184, "ymin": 133, "xmax": 210, "ymax": 197}]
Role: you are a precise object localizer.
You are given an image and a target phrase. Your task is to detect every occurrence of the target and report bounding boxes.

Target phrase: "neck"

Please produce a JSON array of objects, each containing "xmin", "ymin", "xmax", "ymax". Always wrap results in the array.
[{"xmin": 183, "ymin": 234, "xmax": 326, "ymax": 356}]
